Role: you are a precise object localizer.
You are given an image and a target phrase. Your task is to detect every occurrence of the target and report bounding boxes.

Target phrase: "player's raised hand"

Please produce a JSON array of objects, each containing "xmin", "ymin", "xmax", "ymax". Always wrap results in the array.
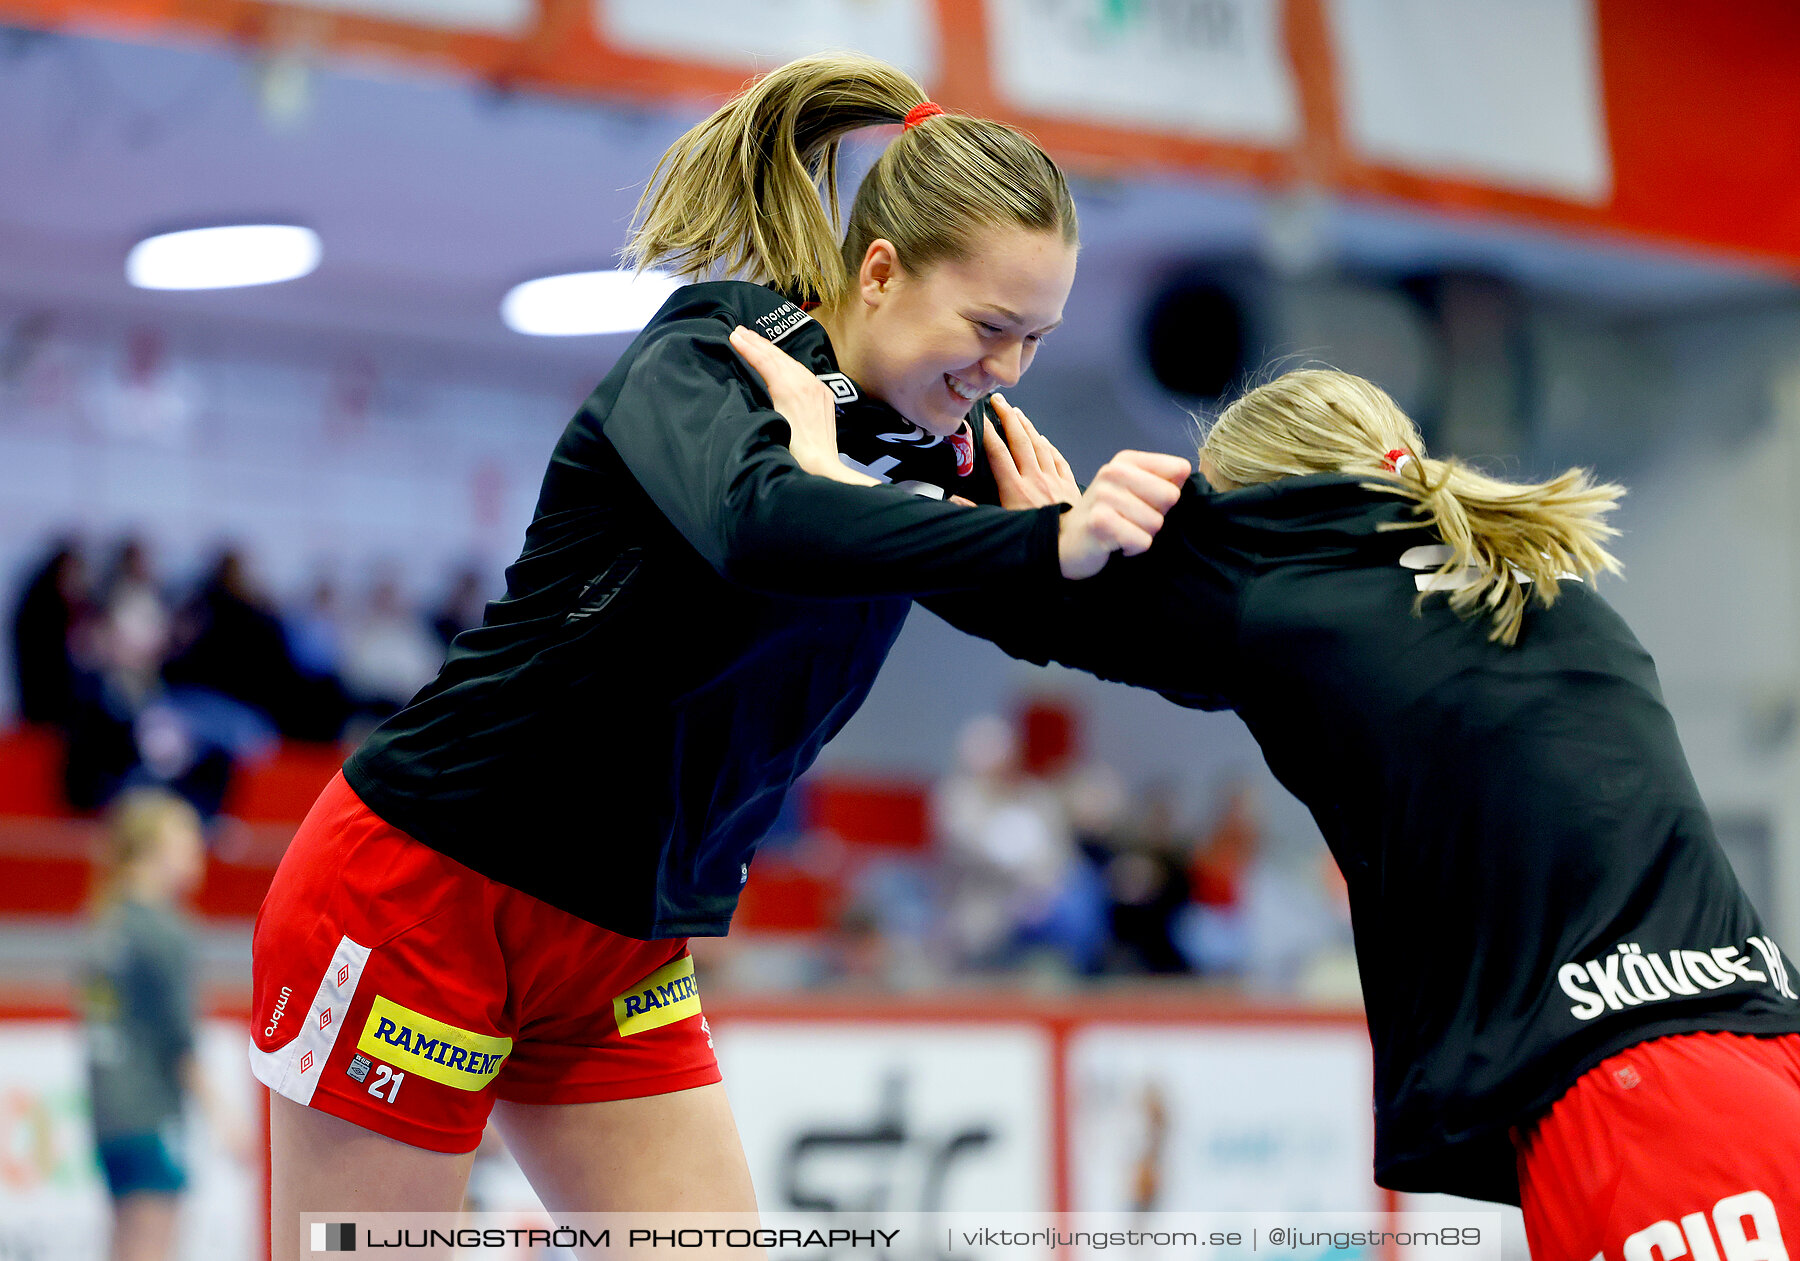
[
  {"xmin": 1056, "ymin": 450, "xmax": 1191, "ymax": 579},
  {"xmin": 984, "ymin": 392, "xmax": 1080, "ymax": 509},
  {"xmin": 728, "ymin": 324, "xmax": 875, "ymax": 485}
]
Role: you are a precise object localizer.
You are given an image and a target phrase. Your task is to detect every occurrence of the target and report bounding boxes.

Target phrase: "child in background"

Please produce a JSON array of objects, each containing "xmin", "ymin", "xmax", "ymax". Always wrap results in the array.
[{"xmin": 82, "ymin": 789, "xmax": 243, "ymax": 1261}]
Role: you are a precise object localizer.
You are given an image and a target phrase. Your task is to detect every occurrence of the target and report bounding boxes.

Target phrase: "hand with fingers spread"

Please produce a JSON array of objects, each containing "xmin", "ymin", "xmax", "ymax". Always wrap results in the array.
[
  {"xmin": 728, "ymin": 325, "xmax": 878, "ymax": 486},
  {"xmin": 984, "ymin": 392, "xmax": 1081, "ymax": 509},
  {"xmin": 1056, "ymin": 450, "xmax": 1192, "ymax": 579}
]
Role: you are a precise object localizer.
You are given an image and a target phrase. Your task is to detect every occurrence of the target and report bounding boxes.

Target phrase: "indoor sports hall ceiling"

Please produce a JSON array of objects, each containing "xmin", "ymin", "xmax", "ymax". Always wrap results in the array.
[{"xmin": 1, "ymin": 29, "xmax": 1796, "ymax": 388}]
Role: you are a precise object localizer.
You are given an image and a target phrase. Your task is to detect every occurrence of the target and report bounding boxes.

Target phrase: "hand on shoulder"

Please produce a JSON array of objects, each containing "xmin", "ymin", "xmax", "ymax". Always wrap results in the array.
[{"xmin": 728, "ymin": 325, "xmax": 877, "ymax": 487}]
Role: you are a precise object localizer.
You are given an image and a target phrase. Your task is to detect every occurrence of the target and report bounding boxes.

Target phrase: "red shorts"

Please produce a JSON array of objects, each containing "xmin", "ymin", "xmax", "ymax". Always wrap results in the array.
[
  {"xmin": 248, "ymin": 772, "xmax": 720, "ymax": 1153},
  {"xmin": 1514, "ymin": 1031, "xmax": 1800, "ymax": 1261}
]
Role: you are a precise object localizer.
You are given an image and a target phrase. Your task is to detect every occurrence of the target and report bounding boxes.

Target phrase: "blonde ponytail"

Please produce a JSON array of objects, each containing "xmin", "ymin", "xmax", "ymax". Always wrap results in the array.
[
  {"xmin": 624, "ymin": 53, "xmax": 1078, "ymax": 308},
  {"xmin": 1203, "ymin": 369, "xmax": 1624, "ymax": 646},
  {"xmin": 624, "ymin": 53, "xmax": 926, "ymax": 305}
]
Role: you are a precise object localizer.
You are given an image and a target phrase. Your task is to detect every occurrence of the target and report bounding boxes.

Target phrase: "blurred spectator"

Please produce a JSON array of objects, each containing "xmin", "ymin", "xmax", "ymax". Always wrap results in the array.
[
  {"xmin": 283, "ymin": 576, "xmax": 343, "ymax": 681},
  {"xmin": 824, "ymin": 859, "xmax": 940, "ymax": 990},
  {"xmin": 1097, "ymin": 780, "xmax": 1195, "ymax": 975},
  {"xmin": 1017, "ymin": 694, "xmax": 1129, "ymax": 862},
  {"xmin": 1015, "ymin": 698, "xmax": 1125, "ymax": 973},
  {"xmin": 341, "ymin": 569, "xmax": 444, "ymax": 717},
  {"xmin": 163, "ymin": 548, "xmax": 307, "ymax": 733},
  {"xmin": 279, "ymin": 576, "xmax": 354, "ymax": 742},
  {"xmin": 62, "ymin": 575, "xmax": 268, "ymax": 820},
  {"xmin": 1017, "ymin": 697, "xmax": 1075, "ymax": 779},
  {"xmin": 935, "ymin": 712, "xmax": 1107, "ymax": 976},
  {"xmin": 828, "ymin": 904, "xmax": 892, "ymax": 990},
  {"xmin": 430, "ymin": 563, "xmax": 489, "ymax": 650},
  {"xmin": 97, "ymin": 535, "xmax": 166, "ymax": 620},
  {"xmin": 10, "ymin": 537, "xmax": 91, "ymax": 724},
  {"xmin": 1239, "ymin": 849, "xmax": 1358, "ymax": 997},
  {"xmin": 1171, "ymin": 780, "xmax": 1361, "ymax": 995},
  {"xmin": 94, "ymin": 536, "xmax": 174, "ymax": 697},
  {"xmin": 1176, "ymin": 779, "xmax": 1260, "ymax": 977},
  {"xmin": 81, "ymin": 790, "xmax": 248, "ymax": 1261}
]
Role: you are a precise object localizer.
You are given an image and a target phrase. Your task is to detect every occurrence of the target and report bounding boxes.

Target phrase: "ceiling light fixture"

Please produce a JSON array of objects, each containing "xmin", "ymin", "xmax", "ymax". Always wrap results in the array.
[
  {"xmin": 501, "ymin": 269, "xmax": 680, "ymax": 337},
  {"xmin": 126, "ymin": 224, "xmax": 322, "ymax": 291}
]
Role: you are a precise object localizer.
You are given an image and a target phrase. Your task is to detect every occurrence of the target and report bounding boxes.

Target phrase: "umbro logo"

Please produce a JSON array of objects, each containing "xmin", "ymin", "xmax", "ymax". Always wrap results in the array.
[{"xmin": 815, "ymin": 372, "xmax": 858, "ymax": 404}]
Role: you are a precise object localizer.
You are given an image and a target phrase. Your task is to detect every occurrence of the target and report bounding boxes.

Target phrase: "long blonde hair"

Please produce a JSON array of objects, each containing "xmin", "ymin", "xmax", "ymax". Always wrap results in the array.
[
  {"xmin": 623, "ymin": 52, "xmax": 1078, "ymax": 308},
  {"xmin": 89, "ymin": 788, "xmax": 200, "ymax": 917},
  {"xmin": 1203, "ymin": 369, "xmax": 1624, "ymax": 645}
]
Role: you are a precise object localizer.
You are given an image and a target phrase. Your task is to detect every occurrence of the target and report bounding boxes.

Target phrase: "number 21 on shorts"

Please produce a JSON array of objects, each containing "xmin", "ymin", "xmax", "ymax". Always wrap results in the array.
[
  {"xmin": 368, "ymin": 1064, "xmax": 405, "ymax": 1102},
  {"xmin": 346, "ymin": 1051, "xmax": 404, "ymax": 1103}
]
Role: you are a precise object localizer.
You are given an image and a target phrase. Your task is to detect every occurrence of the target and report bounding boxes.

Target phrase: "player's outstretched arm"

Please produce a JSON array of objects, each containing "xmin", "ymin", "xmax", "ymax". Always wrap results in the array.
[{"xmin": 725, "ymin": 319, "xmax": 1187, "ymax": 583}]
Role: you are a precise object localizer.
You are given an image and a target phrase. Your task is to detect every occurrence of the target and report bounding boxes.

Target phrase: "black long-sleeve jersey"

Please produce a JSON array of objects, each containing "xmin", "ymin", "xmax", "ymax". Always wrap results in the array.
[
  {"xmin": 343, "ymin": 281, "xmax": 1063, "ymax": 939},
  {"xmin": 933, "ymin": 473, "xmax": 1800, "ymax": 1205}
]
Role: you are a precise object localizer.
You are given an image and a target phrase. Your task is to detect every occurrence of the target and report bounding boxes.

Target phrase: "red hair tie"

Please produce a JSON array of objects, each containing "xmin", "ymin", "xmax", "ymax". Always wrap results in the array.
[
  {"xmin": 903, "ymin": 101, "xmax": 946, "ymax": 130},
  {"xmin": 1383, "ymin": 448, "xmax": 1416, "ymax": 475}
]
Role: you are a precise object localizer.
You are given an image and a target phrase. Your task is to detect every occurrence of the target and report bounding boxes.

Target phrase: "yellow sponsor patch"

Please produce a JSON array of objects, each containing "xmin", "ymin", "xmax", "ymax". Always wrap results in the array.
[
  {"xmin": 355, "ymin": 996, "xmax": 512, "ymax": 1092},
  {"xmin": 613, "ymin": 955, "xmax": 702, "ymax": 1036}
]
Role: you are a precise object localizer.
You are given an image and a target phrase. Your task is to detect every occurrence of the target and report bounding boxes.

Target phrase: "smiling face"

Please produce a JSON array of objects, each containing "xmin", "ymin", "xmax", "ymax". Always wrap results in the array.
[{"xmin": 834, "ymin": 224, "xmax": 1078, "ymax": 437}]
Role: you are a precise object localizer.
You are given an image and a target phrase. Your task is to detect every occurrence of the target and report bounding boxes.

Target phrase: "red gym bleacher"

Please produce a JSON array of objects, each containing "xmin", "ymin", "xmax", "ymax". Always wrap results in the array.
[{"xmin": 0, "ymin": 725, "xmax": 929, "ymax": 929}]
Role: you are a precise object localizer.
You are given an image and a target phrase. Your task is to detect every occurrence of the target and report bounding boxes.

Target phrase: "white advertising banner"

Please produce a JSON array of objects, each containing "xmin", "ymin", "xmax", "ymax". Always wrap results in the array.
[
  {"xmin": 716, "ymin": 1021, "xmax": 1055, "ymax": 1212},
  {"xmin": 1068, "ymin": 1024, "xmax": 1380, "ymax": 1211},
  {"xmin": 597, "ymin": 0, "xmax": 938, "ymax": 85},
  {"xmin": 0, "ymin": 1020, "xmax": 257, "ymax": 1261},
  {"xmin": 1328, "ymin": 0, "xmax": 1611, "ymax": 201},
  {"xmin": 276, "ymin": 0, "xmax": 530, "ymax": 34},
  {"xmin": 986, "ymin": 0, "xmax": 1299, "ymax": 144}
]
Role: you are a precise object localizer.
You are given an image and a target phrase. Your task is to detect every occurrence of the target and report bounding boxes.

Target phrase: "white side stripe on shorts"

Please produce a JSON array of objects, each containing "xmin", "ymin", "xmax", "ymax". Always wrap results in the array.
[{"xmin": 247, "ymin": 935, "xmax": 371, "ymax": 1105}]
